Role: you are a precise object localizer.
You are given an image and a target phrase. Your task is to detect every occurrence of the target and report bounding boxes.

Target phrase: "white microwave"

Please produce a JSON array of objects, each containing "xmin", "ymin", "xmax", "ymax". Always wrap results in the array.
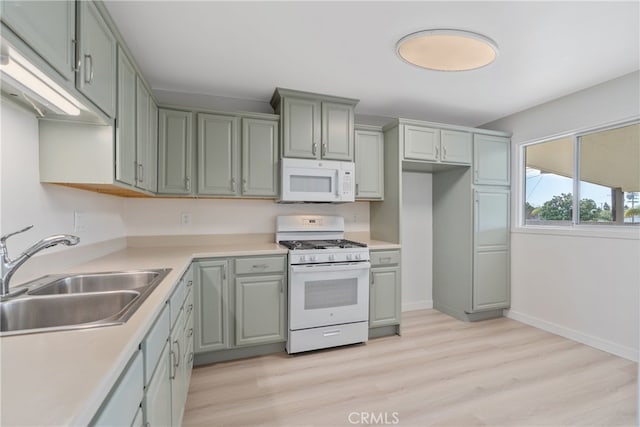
[{"xmin": 280, "ymin": 158, "xmax": 355, "ymax": 203}]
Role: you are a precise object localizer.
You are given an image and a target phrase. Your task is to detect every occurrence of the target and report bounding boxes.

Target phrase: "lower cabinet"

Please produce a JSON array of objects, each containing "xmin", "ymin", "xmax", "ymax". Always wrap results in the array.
[
  {"xmin": 93, "ymin": 267, "xmax": 194, "ymax": 427},
  {"xmin": 369, "ymin": 250, "xmax": 401, "ymax": 330},
  {"xmin": 143, "ymin": 343, "xmax": 172, "ymax": 426},
  {"xmin": 194, "ymin": 255, "xmax": 287, "ymax": 356}
]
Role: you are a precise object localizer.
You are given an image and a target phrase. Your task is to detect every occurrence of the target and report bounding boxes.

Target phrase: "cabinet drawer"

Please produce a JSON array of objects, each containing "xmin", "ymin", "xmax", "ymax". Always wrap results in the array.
[
  {"xmin": 370, "ymin": 250, "xmax": 401, "ymax": 267},
  {"xmin": 235, "ymin": 256, "xmax": 285, "ymax": 275},
  {"xmin": 142, "ymin": 304, "xmax": 170, "ymax": 386},
  {"xmin": 169, "ymin": 278, "xmax": 186, "ymax": 327}
]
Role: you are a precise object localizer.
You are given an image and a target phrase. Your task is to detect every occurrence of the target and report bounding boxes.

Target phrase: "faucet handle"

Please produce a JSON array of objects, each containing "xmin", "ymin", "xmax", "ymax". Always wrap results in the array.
[{"xmin": 0, "ymin": 225, "xmax": 34, "ymax": 245}]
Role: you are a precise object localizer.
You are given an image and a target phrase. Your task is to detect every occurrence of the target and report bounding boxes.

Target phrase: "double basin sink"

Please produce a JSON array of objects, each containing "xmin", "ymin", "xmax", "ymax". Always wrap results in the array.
[{"xmin": 0, "ymin": 269, "xmax": 171, "ymax": 336}]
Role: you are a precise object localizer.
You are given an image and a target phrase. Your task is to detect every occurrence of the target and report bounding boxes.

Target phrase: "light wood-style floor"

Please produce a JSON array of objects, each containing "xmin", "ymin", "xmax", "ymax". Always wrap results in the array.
[{"xmin": 183, "ymin": 310, "xmax": 637, "ymax": 426}]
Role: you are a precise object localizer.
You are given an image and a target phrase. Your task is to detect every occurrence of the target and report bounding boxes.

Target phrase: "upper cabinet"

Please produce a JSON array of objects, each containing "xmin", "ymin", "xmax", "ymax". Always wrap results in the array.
[
  {"xmin": 270, "ymin": 88, "xmax": 358, "ymax": 161},
  {"xmin": 115, "ymin": 47, "xmax": 136, "ymax": 187},
  {"xmin": 242, "ymin": 118, "xmax": 279, "ymax": 197},
  {"xmin": 473, "ymin": 134, "xmax": 510, "ymax": 186},
  {"xmin": 158, "ymin": 109, "xmax": 194, "ymax": 195},
  {"xmin": 197, "ymin": 113, "xmax": 239, "ymax": 196},
  {"xmin": 76, "ymin": 0, "xmax": 117, "ymax": 118},
  {"xmin": 1, "ymin": 0, "xmax": 76, "ymax": 82},
  {"xmin": 354, "ymin": 125, "xmax": 384, "ymax": 200},
  {"xmin": 402, "ymin": 122, "xmax": 471, "ymax": 166}
]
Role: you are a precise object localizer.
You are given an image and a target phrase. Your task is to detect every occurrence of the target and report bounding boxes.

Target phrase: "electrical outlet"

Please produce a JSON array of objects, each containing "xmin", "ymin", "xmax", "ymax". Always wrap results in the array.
[
  {"xmin": 180, "ymin": 212, "xmax": 192, "ymax": 226},
  {"xmin": 74, "ymin": 211, "xmax": 87, "ymax": 233}
]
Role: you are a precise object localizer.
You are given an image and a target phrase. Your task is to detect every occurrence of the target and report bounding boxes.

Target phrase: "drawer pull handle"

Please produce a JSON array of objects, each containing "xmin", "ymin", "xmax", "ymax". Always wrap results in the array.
[
  {"xmin": 379, "ymin": 257, "xmax": 391, "ymax": 263},
  {"xmin": 252, "ymin": 264, "xmax": 268, "ymax": 269},
  {"xmin": 323, "ymin": 329, "xmax": 341, "ymax": 337}
]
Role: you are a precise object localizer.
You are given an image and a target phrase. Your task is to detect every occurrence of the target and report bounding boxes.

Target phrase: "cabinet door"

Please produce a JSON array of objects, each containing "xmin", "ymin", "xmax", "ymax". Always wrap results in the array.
[
  {"xmin": 158, "ymin": 109, "xmax": 193, "ymax": 194},
  {"xmin": 369, "ymin": 266, "xmax": 401, "ymax": 328},
  {"xmin": 197, "ymin": 113, "xmax": 239, "ymax": 195},
  {"xmin": 115, "ymin": 48, "xmax": 136, "ymax": 186},
  {"xmin": 77, "ymin": 0, "xmax": 116, "ymax": 117},
  {"xmin": 441, "ymin": 130, "xmax": 472, "ymax": 165},
  {"xmin": 282, "ymin": 97, "xmax": 320, "ymax": 159},
  {"xmin": 354, "ymin": 129, "xmax": 384, "ymax": 200},
  {"xmin": 473, "ymin": 134, "xmax": 510, "ymax": 185},
  {"xmin": 242, "ymin": 118, "xmax": 279, "ymax": 197},
  {"xmin": 194, "ymin": 260, "xmax": 229, "ymax": 352},
  {"xmin": 135, "ymin": 78, "xmax": 150, "ymax": 190},
  {"xmin": 235, "ymin": 275, "xmax": 286, "ymax": 347},
  {"xmin": 1, "ymin": 1, "xmax": 75, "ymax": 81},
  {"xmin": 147, "ymin": 100, "xmax": 159, "ymax": 193},
  {"xmin": 143, "ymin": 344, "xmax": 172, "ymax": 427},
  {"xmin": 321, "ymin": 102, "xmax": 354, "ymax": 161},
  {"xmin": 170, "ymin": 308, "xmax": 186, "ymax": 427},
  {"xmin": 473, "ymin": 189, "xmax": 510, "ymax": 311},
  {"xmin": 403, "ymin": 125, "xmax": 440, "ymax": 161}
]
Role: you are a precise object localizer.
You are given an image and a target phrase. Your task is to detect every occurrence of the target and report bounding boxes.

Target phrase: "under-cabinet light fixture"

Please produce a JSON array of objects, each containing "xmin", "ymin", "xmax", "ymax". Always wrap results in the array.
[
  {"xmin": 0, "ymin": 45, "xmax": 84, "ymax": 115},
  {"xmin": 396, "ymin": 29, "xmax": 498, "ymax": 71}
]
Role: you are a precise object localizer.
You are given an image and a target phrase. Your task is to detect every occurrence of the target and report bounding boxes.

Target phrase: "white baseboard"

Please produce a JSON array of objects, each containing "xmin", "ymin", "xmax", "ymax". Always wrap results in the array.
[
  {"xmin": 402, "ymin": 300, "xmax": 433, "ymax": 312},
  {"xmin": 504, "ymin": 309, "xmax": 638, "ymax": 362}
]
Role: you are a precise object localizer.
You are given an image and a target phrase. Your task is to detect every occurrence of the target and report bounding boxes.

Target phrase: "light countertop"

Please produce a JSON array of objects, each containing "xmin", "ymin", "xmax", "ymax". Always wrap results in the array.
[{"xmin": 0, "ymin": 237, "xmax": 398, "ymax": 426}]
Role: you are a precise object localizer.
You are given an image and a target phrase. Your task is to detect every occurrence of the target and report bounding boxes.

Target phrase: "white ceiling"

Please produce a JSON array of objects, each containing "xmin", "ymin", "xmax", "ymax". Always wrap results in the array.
[{"xmin": 103, "ymin": 1, "xmax": 640, "ymax": 127}]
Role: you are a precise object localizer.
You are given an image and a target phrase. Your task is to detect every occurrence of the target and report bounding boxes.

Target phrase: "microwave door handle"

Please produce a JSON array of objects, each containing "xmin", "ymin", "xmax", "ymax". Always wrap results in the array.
[
  {"xmin": 335, "ymin": 170, "xmax": 341, "ymax": 199},
  {"xmin": 290, "ymin": 262, "xmax": 371, "ymax": 274}
]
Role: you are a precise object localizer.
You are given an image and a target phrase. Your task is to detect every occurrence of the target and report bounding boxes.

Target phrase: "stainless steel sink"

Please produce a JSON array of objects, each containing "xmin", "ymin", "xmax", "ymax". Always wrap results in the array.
[
  {"xmin": 0, "ymin": 268, "xmax": 171, "ymax": 336},
  {"xmin": 28, "ymin": 270, "xmax": 168, "ymax": 295},
  {"xmin": 0, "ymin": 291, "xmax": 139, "ymax": 333}
]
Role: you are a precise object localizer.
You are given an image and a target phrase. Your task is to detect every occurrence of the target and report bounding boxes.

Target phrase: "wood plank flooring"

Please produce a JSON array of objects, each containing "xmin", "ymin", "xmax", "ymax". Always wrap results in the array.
[{"xmin": 183, "ymin": 310, "xmax": 637, "ymax": 426}]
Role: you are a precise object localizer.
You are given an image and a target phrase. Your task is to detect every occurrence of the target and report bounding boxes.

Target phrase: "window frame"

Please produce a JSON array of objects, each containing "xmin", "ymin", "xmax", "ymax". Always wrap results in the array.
[{"xmin": 518, "ymin": 118, "xmax": 640, "ymax": 238}]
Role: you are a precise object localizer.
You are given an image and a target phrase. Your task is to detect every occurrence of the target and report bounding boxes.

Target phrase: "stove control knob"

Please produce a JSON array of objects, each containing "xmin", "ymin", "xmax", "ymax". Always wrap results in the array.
[
  {"xmin": 309, "ymin": 255, "xmax": 316, "ymax": 262},
  {"xmin": 329, "ymin": 255, "xmax": 335, "ymax": 261},
  {"xmin": 346, "ymin": 254, "xmax": 353, "ymax": 261},
  {"xmin": 299, "ymin": 255, "xmax": 306, "ymax": 263},
  {"xmin": 355, "ymin": 253, "xmax": 361, "ymax": 260}
]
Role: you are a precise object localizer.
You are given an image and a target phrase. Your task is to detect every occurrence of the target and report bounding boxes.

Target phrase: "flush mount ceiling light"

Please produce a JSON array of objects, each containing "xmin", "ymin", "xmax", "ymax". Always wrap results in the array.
[{"xmin": 396, "ymin": 29, "xmax": 498, "ymax": 71}]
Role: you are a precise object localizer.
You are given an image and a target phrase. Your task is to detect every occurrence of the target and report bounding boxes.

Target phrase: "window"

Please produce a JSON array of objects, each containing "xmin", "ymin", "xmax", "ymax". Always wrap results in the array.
[{"xmin": 523, "ymin": 121, "xmax": 639, "ymax": 227}]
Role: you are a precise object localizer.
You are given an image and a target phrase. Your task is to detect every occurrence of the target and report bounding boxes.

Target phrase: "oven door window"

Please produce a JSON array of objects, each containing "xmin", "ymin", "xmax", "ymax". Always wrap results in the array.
[{"xmin": 304, "ymin": 278, "xmax": 357, "ymax": 310}]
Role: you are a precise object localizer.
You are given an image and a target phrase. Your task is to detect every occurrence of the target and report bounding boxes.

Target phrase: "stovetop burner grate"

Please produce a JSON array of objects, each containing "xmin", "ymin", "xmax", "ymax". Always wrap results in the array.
[{"xmin": 279, "ymin": 239, "xmax": 367, "ymax": 250}]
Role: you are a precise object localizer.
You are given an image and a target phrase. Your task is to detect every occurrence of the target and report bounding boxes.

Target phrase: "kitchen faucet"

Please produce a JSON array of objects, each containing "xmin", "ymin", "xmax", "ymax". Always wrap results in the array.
[{"xmin": 0, "ymin": 225, "xmax": 80, "ymax": 299}]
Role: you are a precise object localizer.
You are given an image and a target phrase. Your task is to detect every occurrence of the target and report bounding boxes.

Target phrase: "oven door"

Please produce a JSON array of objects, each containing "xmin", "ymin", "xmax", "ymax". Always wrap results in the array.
[{"xmin": 289, "ymin": 262, "xmax": 370, "ymax": 330}]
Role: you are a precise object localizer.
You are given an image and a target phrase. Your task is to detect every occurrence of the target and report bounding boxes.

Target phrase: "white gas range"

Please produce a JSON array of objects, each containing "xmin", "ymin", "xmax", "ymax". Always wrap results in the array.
[{"xmin": 276, "ymin": 215, "xmax": 371, "ymax": 354}]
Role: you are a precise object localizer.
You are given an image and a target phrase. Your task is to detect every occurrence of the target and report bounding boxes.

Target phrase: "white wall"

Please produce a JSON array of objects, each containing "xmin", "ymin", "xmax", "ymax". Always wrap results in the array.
[
  {"xmin": 484, "ymin": 71, "xmax": 640, "ymax": 361},
  {"xmin": 401, "ymin": 171, "xmax": 433, "ymax": 311},
  {"xmin": 0, "ymin": 100, "xmax": 128, "ymax": 282},
  {"xmin": 123, "ymin": 198, "xmax": 370, "ymax": 236}
]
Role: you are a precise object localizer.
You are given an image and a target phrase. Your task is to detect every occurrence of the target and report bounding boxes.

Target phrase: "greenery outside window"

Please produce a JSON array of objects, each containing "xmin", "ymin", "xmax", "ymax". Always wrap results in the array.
[{"xmin": 524, "ymin": 121, "xmax": 639, "ymax": 227}]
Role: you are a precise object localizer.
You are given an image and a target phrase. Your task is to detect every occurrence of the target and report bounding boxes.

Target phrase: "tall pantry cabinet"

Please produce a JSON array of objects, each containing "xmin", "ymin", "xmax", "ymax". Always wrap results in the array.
[{"xmin": 371, "ymin": 119, "xmax": 511, "ymax": 322}]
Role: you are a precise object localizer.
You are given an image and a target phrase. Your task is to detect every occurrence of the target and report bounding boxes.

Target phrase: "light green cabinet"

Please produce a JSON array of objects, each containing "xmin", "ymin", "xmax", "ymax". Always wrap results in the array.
[
  {"xmin": 242, "ymin": 118, "xmax": 279, "ymax": 197},
  {"xmin": 271, "ymin": 88, "xmax": 358, "ymax": 161},
  {"xmin": 197, "ymin": 113, "xmax": 239, "ymax": 195},
  {"xmin": 369, "ymin": 250, "xmax": 401, "ymax": 329},
  {"xmin": 115, "ymin": 47, "xmax": 136, "ymax": 186},
  {"xmin": 404, "ymin": 125, "xmax": 440, "ymax": 161},
  {"xmin": 77, "ymin": 0, "xmax": 116, "ymax": 117},
  {"xmin": 322, "ymin": 101, "xmax": 354, "ymax": 160},
  {"xmin": 194, "ymin": 260, "xmax": 229, "ymax": 352},
  {"xmin": 91, "ymin": 350, "xmax": 144, "ymax": 426},
  {"xmin": 473, "ymin": 134, "xmax": 510, "ymax": 185},
  {"xmin": 355, "ymin": 126, "xmax": 384, "ymax": 200},
  {"xmin": 158, "ymin": 109, "xmax": 194, "ymax": 195},
  {"xmin": 135, "ymin": 77, "xmax": 157, "ymax": 192},
  {"xmin": 235, "ymin": 275, "xmax": 286, "ymax": 347},
  {"xmin": 403, "ymin": 124, "xmax": 471, "ymax": 165},
  {"xmin": 0, "ymin": 0, "xmax": 75, "ymax": 81},
  {"xmin": 143, "ymin": 344, "xmax": 172, "ymax": 427},
  {"xmin": 473, "ymin": 188, "xmax": 510, "ymax": 311},
  {"xmin": 441, "ymin": 130, "xmax": 472, "ymax": 164},
  {"xmin": 281, "ymin": 97, "xmax": 321, "ymax": 159}
]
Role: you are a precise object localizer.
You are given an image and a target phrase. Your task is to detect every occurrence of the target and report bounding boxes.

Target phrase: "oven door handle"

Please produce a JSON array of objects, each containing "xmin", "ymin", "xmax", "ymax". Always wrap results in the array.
[{"xmin": 290, "ymin": 262, "xmax": 371, "ymax": 274}]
